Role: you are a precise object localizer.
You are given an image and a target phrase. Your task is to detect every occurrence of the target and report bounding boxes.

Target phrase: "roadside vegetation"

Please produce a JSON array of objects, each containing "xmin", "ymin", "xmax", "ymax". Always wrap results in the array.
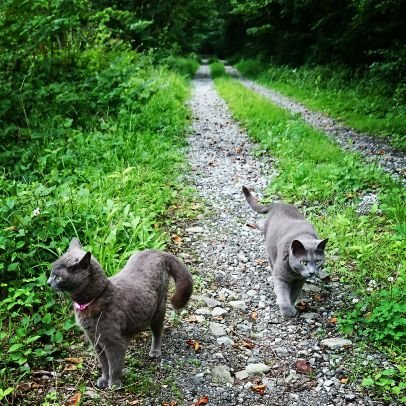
[
  {"xmin": 235, "ymin": 59, "xmax": 406, "ymax": 150},
  {"xmin": 0, "ymin": 52, "xmax": 197, "ymax": 402},
  {"xmin": 0, "ymin": 1, "xmax": 201, "ymax": 403},
  {"xmin": 210, "ymin": 63, "xmax": 405, "ymax": 402}
]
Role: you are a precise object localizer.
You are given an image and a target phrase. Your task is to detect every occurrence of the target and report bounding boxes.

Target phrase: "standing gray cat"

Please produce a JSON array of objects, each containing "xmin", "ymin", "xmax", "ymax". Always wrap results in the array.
[
  {"xmin": 242, "ymin": 186, "xmax": 328, "ymax": 319},
  {"xmin": 48, "ymin": 238, "xmax": 193, "ymax": 388}
]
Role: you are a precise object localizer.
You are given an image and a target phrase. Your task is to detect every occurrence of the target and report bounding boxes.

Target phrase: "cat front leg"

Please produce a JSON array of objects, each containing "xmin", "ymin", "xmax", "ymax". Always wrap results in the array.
[
  {"xmin": 105, "ymin": 340, "xmax": 128, "ymax": 389},
  {"xmin": 95, "ymin": 344, "xmax": 109, "ymax": 388},
  {"xmin": 289, "ymin": 279, "xmax": 305, "ymax": 306},
  {"xmin": 273, "ymin": 278, "xmax": 297, "ymax": 319}
]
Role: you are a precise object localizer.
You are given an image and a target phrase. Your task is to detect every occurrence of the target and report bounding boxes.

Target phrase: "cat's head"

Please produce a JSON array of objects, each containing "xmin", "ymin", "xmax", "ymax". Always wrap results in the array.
[
  {"xmin": 48, "ymin": 238, "xmax": 93, "ymax": 293},
  {"xmin": 288, "ymin": 238, "xmax": 328, "ymax": 279}
]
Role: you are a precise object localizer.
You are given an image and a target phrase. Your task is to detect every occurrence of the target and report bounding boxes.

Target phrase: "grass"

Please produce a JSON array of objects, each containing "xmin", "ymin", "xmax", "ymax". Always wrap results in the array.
[
  {"xmin": 163, "ymin": 54, "xmax": 200, "ymax": 78},
  {"xmin": 211, "ymin": 67, "xmax": 405, "ymax": 402},
  {"xmin": 209, "ymin": 61, "xmax": 226, "ymax": 78},
  {"xmin": 0, "ymin": 53, "xmax": 198, "ymax": 402},
  {"xmin": 235, "ymin": 59, "xmax": 406, "ymax": 151}
]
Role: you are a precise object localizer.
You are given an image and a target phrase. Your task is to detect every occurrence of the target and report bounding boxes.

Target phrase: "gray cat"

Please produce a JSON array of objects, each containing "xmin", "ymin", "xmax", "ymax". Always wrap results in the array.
[
  {"xmin": 242, "ymin": 186, "xmax": 328, "ymax": 319},
  {"xmin": 48, "ymin": 238, "xmax": 193, "ymax": 388}
]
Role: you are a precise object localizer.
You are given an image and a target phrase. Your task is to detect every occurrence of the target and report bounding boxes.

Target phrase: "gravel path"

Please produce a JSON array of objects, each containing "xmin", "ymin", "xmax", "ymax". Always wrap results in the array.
[
  {"xmin": 141, "ymin": 65, "xmax": 391, "ymax": 405},
  {"xmin": 225, "ymin": 65, "xmax": 406, "ymax": 183}
]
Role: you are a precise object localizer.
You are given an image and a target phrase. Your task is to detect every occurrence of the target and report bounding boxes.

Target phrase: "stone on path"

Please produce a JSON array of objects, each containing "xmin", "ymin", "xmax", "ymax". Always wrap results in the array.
[
  {"xmin": 212, "ymin": 307, "xmax": 227, "ymax": 317},
  {"xmin": 211, "ymin": 365, "xmax": 234, "ymax": 384},
  {"xmin": 321, "ymin": 337, "xmax": 353, "ymax": 349},
  {"xmin": 235, "ymin": 370, "xmax": 249, "ymax": 380},
  {"xmin": 245, "ymin": 362, "xmax": 271, "ymax": 375},
  {"xmin": 210, "ymin": 322, "xmax": 226, "ymax": 337},
  {"xmin": 217, "ymin": 336, "xmax": 234, "ymax": 346},
  {"xmin": 302, "ymin": 283, "xmax": 322, "ymax": 292},
  {"xmin": 300, "ymin": 312, "xmax": 320, "ymax": 320},
  {"xmin": 228, "ymin": 300, "xmax": 247, "ymax": 310},
  {"xmin": 186, "ymin": 226, "xmax": 205, "ymax": 233}
]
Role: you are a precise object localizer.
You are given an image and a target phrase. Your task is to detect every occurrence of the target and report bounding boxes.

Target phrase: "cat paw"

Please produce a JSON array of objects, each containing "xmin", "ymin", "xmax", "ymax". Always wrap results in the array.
[
  {"xmin": 108, "ymin": 380, "xmax": 123, "ymax": 389},
  {"xmin": 149, "ymin": 349, "xmax": 162, "ymax": 358},
  {"xmin": 96, "ymin": 377, "xmax": 109, "ymax": 388},
  {"xmin": 280, "ymin": 306, "xmax": 297, "ymax": 319}
]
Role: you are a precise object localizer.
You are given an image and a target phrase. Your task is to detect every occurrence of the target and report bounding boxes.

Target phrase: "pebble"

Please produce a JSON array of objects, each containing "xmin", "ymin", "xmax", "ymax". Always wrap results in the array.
[
  {"xmin": 210, "ymin": 322, "xmax": 226, "ymax": 336},
  {"xmin": 212, "ymin": 307, "xmax": 227, "ymax": 317},
  {"xmin": 274, "ymin": 347, "xmax": 289, "ymax": 358},
  {"xmin": 186, "ymin": 226, "xmax": 205, "ymax": 233},
  {"xmin": 301, "ymin": 312, "xmax": 320, "ymax": 320},
  {"xmin": 217, "ymin": 336, "xmax": 234, "ymax": 346},
  {"xmin": 235, "ymin": 370, "xmax": 249, "ymax": 380},
  {"xmin": 195, "ymin": 307, "xmax": 211, "ymax": 315},
  {"xmin": 211, "ymin": 365, "xmax": 234, "ymax": 384},
  {"xmin": 245, "ymin": 362, "xmax": 271, "ymax": 375},
  {"xmin": 321, "ymin": 338, "xmax": 353, "ymax": 350},
  {"xmin": 228, "ymin": 300, "xmax": 247, "ymax": 310},
  {"xmin": 302, "ymin": 284, "xmax": 322, "ymax": 292}
]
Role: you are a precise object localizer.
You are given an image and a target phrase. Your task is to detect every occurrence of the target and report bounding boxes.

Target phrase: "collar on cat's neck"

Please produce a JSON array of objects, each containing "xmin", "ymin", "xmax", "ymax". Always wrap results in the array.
[
  {"xmin": 74, "ymin": 297, "xmax": 96, "ymax": 311},
  {"xmin": 73, "ymin": 283, "xmax": 108, "ymax": 311}
]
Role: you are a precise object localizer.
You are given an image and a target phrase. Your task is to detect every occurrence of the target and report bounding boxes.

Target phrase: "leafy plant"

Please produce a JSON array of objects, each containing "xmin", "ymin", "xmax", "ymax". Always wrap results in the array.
[{"xmin": 361, "ymin": 366, "xmax": 406, "ymax": 401}]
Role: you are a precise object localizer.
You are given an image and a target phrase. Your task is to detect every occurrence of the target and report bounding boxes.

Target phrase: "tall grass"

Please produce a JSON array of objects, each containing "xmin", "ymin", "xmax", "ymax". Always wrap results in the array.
[{"xmin": 235, "ymin": 59, "xmax": 406, "ymax": 151}]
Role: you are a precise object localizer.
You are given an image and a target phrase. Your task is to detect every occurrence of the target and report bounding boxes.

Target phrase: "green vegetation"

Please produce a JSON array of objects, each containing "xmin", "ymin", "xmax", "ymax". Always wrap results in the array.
[
  {"xmin": 0, "ymin": 0, "xmax": 200, "ymax": 400},
  {"xmin": 0, "ymin": 51, "xmax": 195, "ymax": 396},
  {"xmin": 235, "ymin": 59, "xmax": 406, "ymax": 150},
  {"xmin": 210, "ymin": 61, "xmax": 226, "ymax": 78},
  {"xmin": 212, "ymin": 68, "xmax": 405, "ymax": 402}
]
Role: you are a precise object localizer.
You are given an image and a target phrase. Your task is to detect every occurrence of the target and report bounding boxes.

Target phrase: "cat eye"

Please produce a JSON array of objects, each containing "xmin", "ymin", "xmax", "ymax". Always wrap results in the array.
[
  {"xmin": 300, "ymin": 260, "xmax": 308, "ymax": 265},
  {"xmin": 315, "ymin": 260, "xmax": 322, "ymax": 265}
]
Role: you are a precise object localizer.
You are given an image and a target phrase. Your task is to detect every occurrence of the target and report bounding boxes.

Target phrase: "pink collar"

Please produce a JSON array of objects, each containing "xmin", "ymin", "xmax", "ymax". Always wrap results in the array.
[{"xmin": 74, "ymin": 297, "xmax": 96, "ymax": 311}]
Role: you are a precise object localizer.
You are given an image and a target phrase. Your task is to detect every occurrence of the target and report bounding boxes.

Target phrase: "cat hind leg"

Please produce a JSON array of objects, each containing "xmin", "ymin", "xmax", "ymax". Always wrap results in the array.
[{"xmin": 149, "ymin": 308, "xmax": 165, "ymax": 358}]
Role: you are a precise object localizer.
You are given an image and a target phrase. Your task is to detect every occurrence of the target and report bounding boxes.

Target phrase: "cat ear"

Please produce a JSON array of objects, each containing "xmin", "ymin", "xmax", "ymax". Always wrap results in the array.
[
  {"xmin": 291, "ymin": 240, "xmax": 305, "ymax": 255},
  {"xmin": 317, "ymin": 238, "xmax": 328, "ymax": 251},
  {"xmin": 69, "ymin": 238, "xmax": 82, "ymax": 250},
  {"xmin": 78, "ymin": 252, "xmax": 91, "ymax": 268}
]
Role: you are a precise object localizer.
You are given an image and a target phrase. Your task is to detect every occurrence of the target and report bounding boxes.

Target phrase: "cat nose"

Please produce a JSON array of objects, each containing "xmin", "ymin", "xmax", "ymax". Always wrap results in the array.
[{"xmin": 47, "ymin": 276, "xmax": 54, "ymax": 285}]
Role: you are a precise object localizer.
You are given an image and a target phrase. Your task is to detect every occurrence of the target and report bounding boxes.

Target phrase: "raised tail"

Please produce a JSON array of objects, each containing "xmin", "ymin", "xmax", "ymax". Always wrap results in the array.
[
  {"xmin": 164, "ymin": 253, "xmax": 193, "ymax": 309},
  {"xmin": 242, "ymin": 186, "xmax": 273, "ymax": 214}
]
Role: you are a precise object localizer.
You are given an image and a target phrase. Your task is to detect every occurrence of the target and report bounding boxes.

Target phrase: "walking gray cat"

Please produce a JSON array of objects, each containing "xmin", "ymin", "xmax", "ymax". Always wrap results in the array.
[
  {"xmin": 242, "ymin": 187, "xmax": 328, "ymax": 319},
  {"xmin": 48, "ymin": 238, "xmax": 193, "ymax": 388}
]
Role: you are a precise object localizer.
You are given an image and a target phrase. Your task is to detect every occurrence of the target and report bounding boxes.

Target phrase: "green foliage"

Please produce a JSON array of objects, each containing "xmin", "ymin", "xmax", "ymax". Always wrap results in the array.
[
  {"xmin": 0, "ymin": 48, "xmax": 191, "ymax": 389},
  {"xmin": 210, "ymin": 62, "xmax": 226, "ymax": 78},
  {"xmin": 163, "ymin": 55, "xmax": 200, "ymax": 78},
  {"xmin": 340, "ymin": 282, "xmax": 406, "ymax": 342},
  {"xmin": 236, "ymin": 59, "xmax": 406, "ymax": 150},
  {"xmin": 361, "ymin": 366, "xmax": 406, "ymax": 402},
  {"xmin": 227, "ymin": 0, "xmax": 405, "ymax": 71}
]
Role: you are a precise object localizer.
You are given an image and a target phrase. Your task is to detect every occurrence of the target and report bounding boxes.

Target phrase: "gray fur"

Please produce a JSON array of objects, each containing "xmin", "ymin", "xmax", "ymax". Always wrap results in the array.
[
  {"xmin": 242, "ymin": 187, "xmax": 328, "ymax": 319},
  {"xmin": 48, "ymin": 238, "xmax": 193, "ymax": 388}
]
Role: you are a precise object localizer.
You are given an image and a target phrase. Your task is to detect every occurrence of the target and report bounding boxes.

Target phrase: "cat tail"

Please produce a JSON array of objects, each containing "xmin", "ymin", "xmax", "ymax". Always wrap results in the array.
[
  {"xmin": 242, "ymin": 186, "xmax": 273, "ymax": 214},
  {"xmin": 164, "ymin": 253, "xmax": 193, "ymax": 309}
]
